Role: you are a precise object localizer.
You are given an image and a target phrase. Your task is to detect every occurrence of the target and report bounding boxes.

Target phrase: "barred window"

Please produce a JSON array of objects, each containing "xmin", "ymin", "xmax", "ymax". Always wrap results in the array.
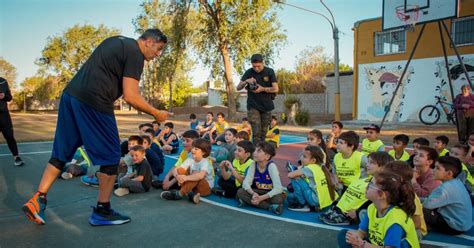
[
  {"xmin": 453, "ymin": 16, "xmax": 474, "ymax": 46},
  {"xmin": 374, "ymin": 29, "xmax": 406, "ymax": 55}
]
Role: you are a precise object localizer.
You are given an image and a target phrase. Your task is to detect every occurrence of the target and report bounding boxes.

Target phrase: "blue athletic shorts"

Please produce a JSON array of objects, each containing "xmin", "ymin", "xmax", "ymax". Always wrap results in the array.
[{"xmin": 49, "ymin": 93, "xmax": 121, "ymax": 168}]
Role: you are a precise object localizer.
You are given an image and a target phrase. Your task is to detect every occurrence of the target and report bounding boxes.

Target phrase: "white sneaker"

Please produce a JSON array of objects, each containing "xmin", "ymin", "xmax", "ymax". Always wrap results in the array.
[
  {"xmin": 61, "ymin": 172, "xmax": 73, "ymax": 180},
  {"xmin": 114, "ymin": 188, "xmax": 130, "ymax": 197}
]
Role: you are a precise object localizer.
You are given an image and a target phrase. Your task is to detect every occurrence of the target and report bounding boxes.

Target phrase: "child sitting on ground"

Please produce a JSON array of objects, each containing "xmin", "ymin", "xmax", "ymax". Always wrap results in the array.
[
  {"xmin": 434, "ymin": 135, "xmax": 450, "ymax": 157},
  {"xmin": 61, "ymin": 147, "xmax": 91, "ymax": 180},
  {"xmin": 189, "ymin": 113, "xmax": 199, "ymax": 130},
  {"xmin": 287, "ymin": 129, "xmax": 330, "ymax": 173},
  {"xmin": 158, "ymin": 122, "xmax": 179, "ymax": 154},
  {"xmin": 237, "ymin": 142, "xmax": 285, "ymax": 215},
  {"xmin": 450, "ymin": 144, "xmax": 474, "ymax": 194},
  {"xmin": 412, "ymin": 146, "xmax": 441, "ymax": 198},
  {"xmin": 143, "ymin": 128, "xmax": 165, "ymax": 166},
  {"xmin": 407, "ymin": 137, "xmax": 430, "ymax": 167},
  {"xmin": 157, "ymin": 130, "xmax": 200, "ymax": 190},
  {"xmin": 114, "ymin": 145, "xmax": 153, "ymax": 197},
  {"xmin": 334, "ymin": 131, "xmax": 367, "ymax": 193},
  {"xmin": 209, "ymin": 112, "xmax": 230, "ymax": 144},
  {"xmin": 321, "ymin": 151, "xmax": 393, "ymax": 226},
  {"xmin": 237, "ymin": 117, "xmax": 252, "ymax": 141},
  {"xmin": 361, "ymin": 124, "xmax": 385, "ymax": 156},
  {"xmin": 423, "ymin": 156, "xmax": 472, "ymax": 234},
  {"xmin": 214, "ymin": 140, "xmax": 255, "ymax": 198},
  {"xmin": 236, "ymin": 130, "xmax": 250, "ymax": 142},
  {"xmin": 140, "ymin": 135, "xmax": 164, "ymax": 180},
  {"xmin": 265, "ymin": 115, "xmax": 280, "ymax": 148},
  {"xmin": 152, "ymin": 121, "xmax": 162, "ymax": 137},
  {"xmin": 325, "ymin": 121, "xmax": 343, "ymax": 160},
  {"xmin": 287, "ymin": 145, "xmax": 337, "ymax": 212},
  {"xmin": 340, "ymin": 170, "xmax": 419, "ymax": 248},
  {"xmin": 212, "ymin": 128, "xmax": 238, "ymax": 164},
  {"xmin": 389, "ymin": 134, "xmax": 410, "ymax": 161},
  {"xmin": 161, "ymin": 138, "xmax": 214, "ymax": 204}
]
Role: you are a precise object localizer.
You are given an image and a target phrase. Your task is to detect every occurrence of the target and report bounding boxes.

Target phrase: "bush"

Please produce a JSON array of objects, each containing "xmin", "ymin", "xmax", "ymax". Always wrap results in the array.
[
  {"xmin": 280, "ymin": 113, "xmax": 287, "ymax": 124},
  {"xmin": 284, "ymin": 96, "xmax": 300, "ymax": 111},
  {"xmin": 295, "ymin": 109, "xmax": 310, "ymax": 126},
  {"xmin": 198, "ymin": 98, "xmax": 207, "ymax": 106}
]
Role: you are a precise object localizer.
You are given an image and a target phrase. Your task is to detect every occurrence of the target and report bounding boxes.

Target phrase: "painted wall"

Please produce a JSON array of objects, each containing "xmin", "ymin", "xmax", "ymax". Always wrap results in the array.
[{"xmin": 357, "ymin": 54, "xmax": 474, "ymax": 122}]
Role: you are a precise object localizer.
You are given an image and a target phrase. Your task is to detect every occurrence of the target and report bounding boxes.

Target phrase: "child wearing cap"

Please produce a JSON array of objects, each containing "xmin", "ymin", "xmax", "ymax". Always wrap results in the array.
[
  {"xmin": 434, "ymin": 135, "xmax": 450, "ymax": 157},
  {"xmin": 361, "ymin": 124, "xmax": 385, "ymax": 156}
]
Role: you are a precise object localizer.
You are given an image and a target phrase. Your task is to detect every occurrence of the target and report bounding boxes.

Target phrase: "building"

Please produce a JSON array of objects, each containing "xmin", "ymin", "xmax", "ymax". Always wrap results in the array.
[{"xmin": 353, "ymin": 0, "xmax": 474, "ymax": 123}]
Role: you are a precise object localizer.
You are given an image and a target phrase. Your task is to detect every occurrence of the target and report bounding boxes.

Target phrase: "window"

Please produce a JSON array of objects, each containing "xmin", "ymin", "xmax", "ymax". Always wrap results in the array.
[
  {"xmin": 374, "ymin": 29, "xmax": 406, "ymax": 55},
  {"xmin": 453, "ymin": 16, "xmax": 474, "ymax": 46}
]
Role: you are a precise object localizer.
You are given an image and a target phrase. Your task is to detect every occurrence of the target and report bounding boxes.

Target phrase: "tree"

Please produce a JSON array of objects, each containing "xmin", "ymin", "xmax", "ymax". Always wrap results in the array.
[
  {"xmin": 0, "ymin": 57, "xmax": 17, "ymax": 88},
  {"xmin": 194, "ymin": 0, "xmax": 286, "ymax": 119},
  {"xmin": 275, "ymin": 68, "xmax": 298, "ymax": 94},
  {"xmin": 37, "ymin": 24, "xmax": 119, "ymax": 98},
  {"xmin": 133, "ymin": 0, "xmax": 196, "ymax": 110}
]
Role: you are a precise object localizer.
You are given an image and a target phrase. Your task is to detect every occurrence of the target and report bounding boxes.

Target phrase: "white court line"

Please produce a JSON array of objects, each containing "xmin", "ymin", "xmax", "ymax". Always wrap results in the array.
[
  {"xmin": 0, "ymin": 151, "xmax": 50, "ymax": 157},
  {"xmin": 0, "ymin": 141, "xmax": 53, "ymax": 146},
  {"xmin": 200, "ymin": 198, "xmax": 473, "ymax": 247}
]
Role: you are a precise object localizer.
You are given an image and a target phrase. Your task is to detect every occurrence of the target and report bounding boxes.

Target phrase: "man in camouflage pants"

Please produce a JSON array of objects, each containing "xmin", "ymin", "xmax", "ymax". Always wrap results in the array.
[{"xmin": 237, "ymin": 54, "xmax": 279, "ymax": 144}]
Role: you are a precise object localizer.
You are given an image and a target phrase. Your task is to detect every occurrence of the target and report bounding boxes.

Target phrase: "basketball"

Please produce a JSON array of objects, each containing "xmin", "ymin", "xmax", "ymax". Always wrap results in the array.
[{"xmin": 213, "ymin": 147, "xmax": 230, "ymax": 163}]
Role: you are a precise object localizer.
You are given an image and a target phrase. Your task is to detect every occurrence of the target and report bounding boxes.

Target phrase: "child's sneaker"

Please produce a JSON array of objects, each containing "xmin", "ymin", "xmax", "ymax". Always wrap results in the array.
[
  {"xmin": 151, "ymin": 180, "xmax": 163, "ymax": 189},
  {"xmin": 286, "ymin": 162, "xmax": 296, "ymax": 172},
  {"xmin": 237, "ymin": 198, "xmax": 246, "ymax": 207},
  {"xmin": 81, "ymin": 175, "xmax": 99, "ymax": 187},
  {"xmin": 22, "ymin": 192, "xmax": 46, "ymax": 225},
  {"xmin": 88, "ymin": 207, "xmax": 131, "ymax": 226},
  {"xmin": 61, "ymin": 172, "xmax": 73, "ymax": 180},
  {"xmin": 187, "ymin": 192, "xmax": 200, "ymax": 204},
  {"xmin": 321, "ymin": 211, "xmax": 351, "ymax": 226},
  {"xmin": 114, "ymin": 188, "xmax": 130, "ymax": 197},
  {"xmin": 269, "ymin": 204, "xmax": 283, "ymax": 215},
  {"xmin": 211, "ymin": 187, "xmax": 225, "ymax": 197},
  {"xmin": 160, "ymin": 190, "xmax": 181, "ymax": 200},
  {"xmin": 14, "ymin": 157, "xmax": 25, "ymax": 166},
  {"xmin": 288, "ymin": 203, "xmax": 311, "ymax": 212}
]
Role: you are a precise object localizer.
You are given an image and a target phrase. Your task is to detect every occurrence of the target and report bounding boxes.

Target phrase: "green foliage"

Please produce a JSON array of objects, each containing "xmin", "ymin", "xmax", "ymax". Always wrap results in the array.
[
  {"xmin": 339, "ymin": 63, "xmax": 352, "ymax": 72},
  {"xmin": 284, "ymin": 95, "xmax": 300, "ymax": 111},
  {"xmin": 37, "ymin": 24, "xmax": 119, "ymax": 98},
  {"xmin": 0, "ymin": 57, "xmax": 17, "ymax": 89},
  {"xmin": 198, "ymin": 98, "xmax": 208, "ymax": 106},
  {"xmin": 220, "ymin": 91, "xmax": 240, "ymax": 109},
  {"xmin": 280, "ymin": 113, "xmax": 287, "ymax": 124},
  {"xmin": 13, "ymin": 75, "xmax": 61, "ymax": 110},
  {"xmin": 295, "ymin": 109, "xmax": 310, "ymax": 126}
]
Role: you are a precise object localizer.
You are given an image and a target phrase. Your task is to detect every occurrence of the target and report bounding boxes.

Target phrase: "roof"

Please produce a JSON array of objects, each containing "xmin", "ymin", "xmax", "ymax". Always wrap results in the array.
[
  {"xmin": 326, "ymin": 71, "xmax": 354, "ymax": 77},
  {"xmin": 353, "ymin": 17, "xmax": 381, "ymax": 28}
]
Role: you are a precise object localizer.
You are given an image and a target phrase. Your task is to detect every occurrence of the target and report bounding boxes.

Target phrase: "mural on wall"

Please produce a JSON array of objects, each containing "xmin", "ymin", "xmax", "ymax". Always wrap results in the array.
[
  {"xmin": 364, "ymin": 65, "xmax": 414, "ymax": 122},
  {"xmin": 435, "ymin": 58, "xmax": 474, "ymax": 101}
]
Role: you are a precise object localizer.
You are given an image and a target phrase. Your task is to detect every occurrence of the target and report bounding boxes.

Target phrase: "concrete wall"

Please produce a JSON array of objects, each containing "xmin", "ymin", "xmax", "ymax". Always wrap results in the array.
[{"xmin": 324, "ymin": 74, "xmax": 354, "ymax": 114}]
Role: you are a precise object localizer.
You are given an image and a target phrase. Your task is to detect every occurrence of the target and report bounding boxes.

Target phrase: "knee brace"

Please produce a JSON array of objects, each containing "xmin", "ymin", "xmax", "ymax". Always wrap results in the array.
[
  {"xmin": 49, "ymin": 157, "xmax": 66, "ymax": 170},
  {"xmin": 99, "ymin": 164, "xmax": 119, "ymax": 176}
]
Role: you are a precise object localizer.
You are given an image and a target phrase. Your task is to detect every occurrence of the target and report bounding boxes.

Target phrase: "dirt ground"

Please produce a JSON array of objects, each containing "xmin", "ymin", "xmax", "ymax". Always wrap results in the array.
[{"xmin": 0, "ymin": 109, "xmax": 458, "ymax": 147}]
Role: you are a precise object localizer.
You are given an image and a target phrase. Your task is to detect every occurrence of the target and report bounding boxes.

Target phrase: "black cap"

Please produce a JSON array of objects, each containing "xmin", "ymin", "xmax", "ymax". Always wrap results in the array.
[
  {"xmin": 363, "ymin": 124, "xmax": 381, "ymax": 133},
  {"xmin": 251, "ymin": 54, "xmax": 264, "ymax": 63}
]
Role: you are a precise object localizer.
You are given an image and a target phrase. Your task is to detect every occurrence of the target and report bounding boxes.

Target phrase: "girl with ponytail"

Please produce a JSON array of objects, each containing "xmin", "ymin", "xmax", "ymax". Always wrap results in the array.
[
  {"xmin": 287, "ymin": 145, "xmax": 337, "ymax": 212},
  {"xmin": 340, "ymin": 170, "xmax": 420, "ymax": 248}
]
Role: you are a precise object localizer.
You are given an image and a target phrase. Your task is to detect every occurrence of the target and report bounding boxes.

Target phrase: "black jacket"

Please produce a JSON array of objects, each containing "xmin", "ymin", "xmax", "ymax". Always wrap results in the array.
[{"xmin": 0, "ymin": 77, "xmax": 13, "ymax": 112}]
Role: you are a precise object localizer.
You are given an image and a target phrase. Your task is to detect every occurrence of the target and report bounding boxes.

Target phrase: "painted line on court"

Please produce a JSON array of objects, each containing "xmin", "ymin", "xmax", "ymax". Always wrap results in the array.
[
  {"xmin": 0, "ymin": 151, "xmax": 50, "ymax": 157},
  {"xmin": 200, "ymin": 198, "xmax": 473, "ymax": 247}
]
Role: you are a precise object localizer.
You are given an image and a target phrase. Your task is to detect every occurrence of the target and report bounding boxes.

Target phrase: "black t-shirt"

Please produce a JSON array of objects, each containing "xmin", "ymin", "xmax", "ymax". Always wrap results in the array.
[
  {"xmin": 241, "ymin": 66, "xmax": 277, "ymax": 112},
  {"xmin": 64, "ymin": 36, "xmax": 145, "ymax": 114},
  {"xmin": 133, "ymin": 159, "xmax": 153, "ymax": 191}
]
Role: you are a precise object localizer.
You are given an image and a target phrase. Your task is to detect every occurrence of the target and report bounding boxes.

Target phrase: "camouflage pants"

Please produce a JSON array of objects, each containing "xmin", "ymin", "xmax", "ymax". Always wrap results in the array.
[{"xmin": 248, "ymin": 108, "xmax": 272, "ymax": 144}]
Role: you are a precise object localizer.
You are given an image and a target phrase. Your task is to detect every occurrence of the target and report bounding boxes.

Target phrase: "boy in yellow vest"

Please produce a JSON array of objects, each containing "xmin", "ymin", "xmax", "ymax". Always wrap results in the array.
[
  {"xmin": 209, "ymin": 112, "xmax": 230, "ymax": 144},
  {"xmin": 434, "ymin": 135, "xmax": 450, "ymax": 157},
  {"xmin": 361, "ymin": 124, "xmax": 385, "ymax": 156},
  {"xmin": 214, "ymin": 140, "xmax": 255, "ymax": 198},
  {"xmin": 449, "ymin": 144, "xmax": 474, "ymax": 196},
  {"xmin": 265, "ymin": 115, "xmax": 280, "ymax": 148},
  {"xmin": 389, "ymin": 134, "xmax": 410, "ymax": 161},
  {"xmin": 333, "ymin": 131, "xmax": 367, "ymax": 192},
  {"xmin": 321, "ymin": 151, "xmax": 393, "ymax": 225}
]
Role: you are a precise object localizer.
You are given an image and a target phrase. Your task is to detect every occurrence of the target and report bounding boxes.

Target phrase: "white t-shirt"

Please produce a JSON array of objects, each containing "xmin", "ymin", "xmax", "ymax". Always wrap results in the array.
[{"xmin": 179, "ymin": 158, "xmax": 214, "ymax": 189}]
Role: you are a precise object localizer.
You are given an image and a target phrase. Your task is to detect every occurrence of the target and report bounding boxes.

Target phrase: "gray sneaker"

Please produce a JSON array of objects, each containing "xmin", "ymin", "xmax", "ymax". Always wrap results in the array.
[
  {"xmin": 269, "ymin": 204, "xmax": 283, "ymax": 215},
  {"xmin": 114, "ymin": 188, "xmax": 130, "ymax": 197},
  {"xmin": 14, "ymin": 157, "xmax": 24, "ymax": 166}
]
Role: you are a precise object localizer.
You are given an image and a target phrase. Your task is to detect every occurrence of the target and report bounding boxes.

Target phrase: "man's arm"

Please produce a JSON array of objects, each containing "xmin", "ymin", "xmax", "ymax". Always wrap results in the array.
[{"xmin": 123, "ymin": 77, "xmax": 171, "ymax": 122}]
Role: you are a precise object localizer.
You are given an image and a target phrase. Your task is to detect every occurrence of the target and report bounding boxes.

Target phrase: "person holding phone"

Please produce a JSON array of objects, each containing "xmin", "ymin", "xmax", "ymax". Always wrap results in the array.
[{"xmin": 0, "ymin": 77, "xmax": 23, "ymax": 166}]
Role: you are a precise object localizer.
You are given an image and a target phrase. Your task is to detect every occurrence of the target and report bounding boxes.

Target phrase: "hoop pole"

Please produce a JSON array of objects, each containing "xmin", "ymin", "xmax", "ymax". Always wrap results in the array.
[
  {"xmin": 441, "ymin": 20, "xmax": 473, "ymax": 89},
  {"xmin": 438, "ymin": 21, "xmax": 461, "ymax": 141},
  {"xmin": 379, "ymin": 23, "xmax": 426, "ymax": 130}
]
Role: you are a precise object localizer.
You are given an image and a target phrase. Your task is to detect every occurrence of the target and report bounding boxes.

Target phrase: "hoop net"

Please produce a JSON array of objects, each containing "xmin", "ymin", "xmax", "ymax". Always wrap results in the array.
[{"xmin": 396, "ymin": 5, "xmax": 420, "ymax": 32}]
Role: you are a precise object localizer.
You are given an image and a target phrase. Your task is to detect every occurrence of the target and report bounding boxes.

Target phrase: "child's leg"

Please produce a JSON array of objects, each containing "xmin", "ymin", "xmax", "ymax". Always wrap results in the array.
[
  {"xmin": 236, "ymin": 188, "xmax": 253, "ymax": 205},
  {"xmin": 254, "ymin": 189, "xmax": 284, "ymax": 210},
  {"xmin": 119, "ymin": 178, "xmax": 146, "ymax": 193},
  {"xmin": 290, "ymin": 178, "xmax": 310, "ymax": 205},
  {"xmin": 423, "ymin": 208, "xmax": 463, "ymax": 235},
  {"xmin": 193, "ymin": 179, "xmax": 211, "ymax": 196},
  {"xmin": 217, "ymin": 177, "xmax": 239, "ymax": 198}
]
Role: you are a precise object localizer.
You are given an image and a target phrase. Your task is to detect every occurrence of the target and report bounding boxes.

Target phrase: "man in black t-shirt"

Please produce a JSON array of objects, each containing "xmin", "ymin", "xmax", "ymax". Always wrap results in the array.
[
  {"xmin": 237, "ymin": 54, "xmax": 279, "ymax": 144},
  {"xmin": 22, "ymin": 29, "xmax": 171, "ymax": 226}
]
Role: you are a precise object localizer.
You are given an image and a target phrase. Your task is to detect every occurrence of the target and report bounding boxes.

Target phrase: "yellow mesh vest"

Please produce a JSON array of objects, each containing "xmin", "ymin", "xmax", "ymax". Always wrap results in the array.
[
  {"xmin": 361, "ymin": 139, "xmax": 384, "ymax": 156},
  {"xmin": 305, "ymin": 164, "xmax": 337, "ymax": 209},
  {"xmin": 336, "ymin": 177, "xmax": 371, "ymax": 213},
  {"xmin": 462, "ymin": 163, "xmax": 474, "ymax": 187},
  {"xmin": 388, "ymin": 150, "xmax": 410, "ymax": 161},
  {"xmin": 334, "ymin": 151, "xmax": 364, "ymax": 186},
  {"xmin": 438, "ymin": 149, "xmax": 449, "ymax": 157},
  {"xmin": 265, "ymin": 125, "xmax": 280, "ymax": 147},
  {"xmin": 232, "ymin": 158, "xmax": 254, "ymax": 187},
  {"xmin": 215, "ymin": 121, "xmax": 229, "ymax": 135},
  {"xmin": 174, "ymin": 150, "xmax": 189, "ymax": 167}
]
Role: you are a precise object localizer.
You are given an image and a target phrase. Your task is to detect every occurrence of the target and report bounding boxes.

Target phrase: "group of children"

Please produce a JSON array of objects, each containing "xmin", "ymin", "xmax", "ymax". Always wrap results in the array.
[{"xmin": 61, "ymin": 114, "xmax": 473, "ymax": 247}]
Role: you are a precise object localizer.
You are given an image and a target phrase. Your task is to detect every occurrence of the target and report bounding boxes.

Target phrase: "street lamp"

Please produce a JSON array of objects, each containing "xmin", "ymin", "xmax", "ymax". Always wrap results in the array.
[{"xmin": 273, "ymin": 0, "xmax": 341, "ymax": 121}]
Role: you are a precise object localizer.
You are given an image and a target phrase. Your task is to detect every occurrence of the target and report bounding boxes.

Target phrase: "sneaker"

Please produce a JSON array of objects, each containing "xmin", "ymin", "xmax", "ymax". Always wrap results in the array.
[
  {"xmin": 114, "ymin": 188, "xmax": 130, "ymax": 197},
  {"xmin": 160, "ymin": 190, "xmax": 181, "ymax": 200},
  {"xmin": 288, "ymin": 204, "xmax": 311, "ymax": 212},
  {"xmin": 151, "ymin": 180, "xmax": 163, "ymax": 189},
  {"xmin": 211, "ymin": 187, "xmax": 225, "ymax": 197},
  {"xmin": 188, "ymin": 192, "xmax": 201, "ymax": 204},
  {"xmin": 22, "ymin": 192, "xmax": 46, "ymax": 225},
  {"xmin": 14, "ymin": 157, "xmax": 25, "ymax": 166},
  {"xmin": 81, "ymin": 175, "xmax": 99, "ymax": 187},
  {"xmin": 88, "ymin": 207, "xmax": 131, "ymax": 226},
  {"xmin": 61, "ymin": 172, "xmax": 73, "ymax": 180},
  {"xmin": 286, "ymin": 162, "xmax": 296, "ymax": 172},
  {"xmin": 321, "ymin": 211, "xmax": 351, "ymax": 226},
  {"xmin": 237, "ymin": 198, "xmax": 246, "ymax": 207},
  {"xmin": 269, "ymin": 204, "xmax": 284, "ymax": 215}
]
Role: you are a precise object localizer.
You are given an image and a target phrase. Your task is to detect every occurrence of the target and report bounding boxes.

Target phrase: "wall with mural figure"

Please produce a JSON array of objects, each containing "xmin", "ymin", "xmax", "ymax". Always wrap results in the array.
[{"xmin": 357, "ymin": 54, "xmax": 474, "ymax": 123}]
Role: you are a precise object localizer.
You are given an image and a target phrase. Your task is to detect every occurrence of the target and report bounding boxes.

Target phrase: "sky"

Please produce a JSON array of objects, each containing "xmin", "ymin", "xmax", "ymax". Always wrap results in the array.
[{"xmin": 0, "ymin": 0, "xmax": 381, "ymax": 87}]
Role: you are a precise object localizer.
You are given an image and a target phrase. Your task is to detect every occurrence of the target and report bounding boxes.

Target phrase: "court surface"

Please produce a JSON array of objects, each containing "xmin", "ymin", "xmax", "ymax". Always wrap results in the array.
[{"xmin": 0, "ymin": 135, "xmax": 472, "ymax": 247}]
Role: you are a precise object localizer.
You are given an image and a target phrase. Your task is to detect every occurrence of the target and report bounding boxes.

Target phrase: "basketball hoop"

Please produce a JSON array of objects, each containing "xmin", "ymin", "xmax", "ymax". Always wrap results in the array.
[{"xmin": 396, "ymin": 5, "xmax": 420, "ymax": 32}]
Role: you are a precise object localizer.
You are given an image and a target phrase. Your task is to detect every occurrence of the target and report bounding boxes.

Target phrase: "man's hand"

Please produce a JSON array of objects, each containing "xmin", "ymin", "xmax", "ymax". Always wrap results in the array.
[
  {"xmin": 252, "ymin": 85, "xmax": 265, "ymax": 93},
  {"xmin": 0, "ymin": 93, "xmax": 5, "ymax": 100},
  {"xmin": 154, "ymin": 110, "xmax": 173, "ymax": 122}
]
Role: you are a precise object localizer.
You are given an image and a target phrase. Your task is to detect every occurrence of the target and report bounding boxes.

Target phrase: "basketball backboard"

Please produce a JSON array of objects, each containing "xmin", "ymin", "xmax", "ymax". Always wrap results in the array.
[{"xmin": 382, "ymin": 0, "xmax": 459, "ymax": 30}]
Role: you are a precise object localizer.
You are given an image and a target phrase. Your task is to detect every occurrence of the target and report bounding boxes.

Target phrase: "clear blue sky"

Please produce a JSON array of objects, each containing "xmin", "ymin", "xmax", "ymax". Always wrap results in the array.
[{"xmin": 0, "ymin": 0, "xmax": 381, "ymax": 87}]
